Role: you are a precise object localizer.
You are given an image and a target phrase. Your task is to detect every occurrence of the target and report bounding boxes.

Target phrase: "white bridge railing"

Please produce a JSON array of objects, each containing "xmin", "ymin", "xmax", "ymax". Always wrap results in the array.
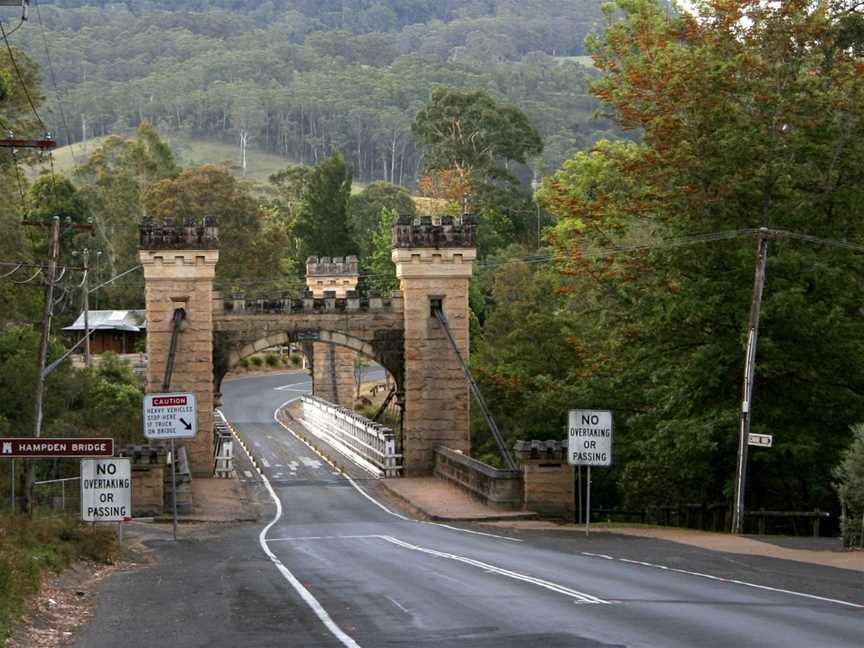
[{"xmin": 300, "ymin": 395, "xmax": 402, "ymax": 477}]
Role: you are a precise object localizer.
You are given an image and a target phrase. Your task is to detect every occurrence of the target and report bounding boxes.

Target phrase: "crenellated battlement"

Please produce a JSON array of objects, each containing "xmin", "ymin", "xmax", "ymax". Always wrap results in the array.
[
  {"xmin": 215, "ymin": 290, "xmax": 402, "ymax": 316},
  {"xmin": 306, "ymin": 255, "xmax": 359, "ymax": 276},
  {"xmin": 391, "ymin": 214, "xmax": 477, "ymax": 249},
  {"xmin": 140, "ymin": 216, "xmax": 219, "ymax": 250}
]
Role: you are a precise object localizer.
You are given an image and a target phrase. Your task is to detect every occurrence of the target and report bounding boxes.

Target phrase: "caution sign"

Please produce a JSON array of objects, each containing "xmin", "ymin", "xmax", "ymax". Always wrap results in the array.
[
  {"xmin": 143, "ymin": 393, "xmax": 197, "ymax": 439},
  {"xmin": 81, "ymin": 458, "xmax": 131, "ymax": 522},
  {"xmin": 568, "ymin": 409, "xmax": 613, "ymax": 466}
]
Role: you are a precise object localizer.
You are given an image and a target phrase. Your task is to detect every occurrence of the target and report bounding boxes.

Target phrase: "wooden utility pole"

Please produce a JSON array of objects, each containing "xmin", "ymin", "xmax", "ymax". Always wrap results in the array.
[
  {"xmin": 732, "ymin": 229, "xmax": 770, "ymax": 535},
  {"xmin": 24, "ymin": 215, "xmax": 60, "ymax": 515},
  {"xmin": 82, "ymin": 248, "xmax": 91, "ymax": 368}
]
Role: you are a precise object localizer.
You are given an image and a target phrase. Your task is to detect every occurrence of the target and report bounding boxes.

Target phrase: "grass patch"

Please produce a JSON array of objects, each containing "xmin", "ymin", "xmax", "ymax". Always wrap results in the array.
[{"xmin": 0, "ymin": 514, "xmax": 118, "ymax": 642}]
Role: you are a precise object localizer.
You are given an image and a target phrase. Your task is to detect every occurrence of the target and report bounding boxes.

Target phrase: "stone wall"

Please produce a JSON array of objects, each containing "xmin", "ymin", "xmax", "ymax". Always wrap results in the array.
[
  {"xmin": 434, "ymin": 446, "xmax": 523, "ymax": 510},
  {"xmin": 117, "ymin": 445, "xmax": 167, "ymax": 517},
  {"xmin": 140, "ymin": 243, "xmax": 218, "ymax": 477},
  {"xmin": 514, "ymin": 440, "xmax": 575, "ymax": 518}
]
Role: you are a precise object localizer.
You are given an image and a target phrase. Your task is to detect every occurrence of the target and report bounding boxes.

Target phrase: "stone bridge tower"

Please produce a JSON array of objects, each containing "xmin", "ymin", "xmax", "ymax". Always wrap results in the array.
[
  {"xmin": 392, "ymin": 215, "xmax": 477, "ymax": 475},
  {"xmin": 139, "ymin": 217, "xmax": 219, "ymax": 476},
  {"xmin": 305, "ymin": 256, "xmax": 359, "ymax": 408}
]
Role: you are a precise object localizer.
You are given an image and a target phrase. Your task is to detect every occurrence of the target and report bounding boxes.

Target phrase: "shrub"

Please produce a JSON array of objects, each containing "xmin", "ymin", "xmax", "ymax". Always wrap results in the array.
[
  {"xmin": 834, "ymin": 424, "xmax": 864, "ymax": 547},
  {"xmin": 265, "ymin": 352, "xmax": 280, "ymax": 367},
  {"xmin": 289, "ymin": 354, "xmax": 302, "ymax": 368},
  {"xmin": 239, "ymin": 357, "xmax": 251, "ymax": 369},
  {"xmin": 250, "ymin": 355, "xmax": 264, "ymax": 367}
]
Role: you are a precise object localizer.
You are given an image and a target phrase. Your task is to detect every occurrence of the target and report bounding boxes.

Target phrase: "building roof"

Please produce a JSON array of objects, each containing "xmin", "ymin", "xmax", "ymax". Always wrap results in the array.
[{"xmin": 63, "ymin": 310, "xmax": 146, "ymax": 333}]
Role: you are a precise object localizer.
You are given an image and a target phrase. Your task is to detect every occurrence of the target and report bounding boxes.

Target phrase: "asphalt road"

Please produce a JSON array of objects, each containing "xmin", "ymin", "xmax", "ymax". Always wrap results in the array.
[{"xmin": 215, "ymin": 371, "xmax": 864, "ymax": 648}]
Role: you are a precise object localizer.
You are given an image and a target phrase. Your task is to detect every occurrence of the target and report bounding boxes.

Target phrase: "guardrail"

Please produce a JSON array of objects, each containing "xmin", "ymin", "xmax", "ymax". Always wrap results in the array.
[
  {"xmin": 34, "ymin": 476, "xmax": 81, "ymax": 514},
  {"xmin": 299, "ymin": 395, "xmax": 402, "ymax": 477}
]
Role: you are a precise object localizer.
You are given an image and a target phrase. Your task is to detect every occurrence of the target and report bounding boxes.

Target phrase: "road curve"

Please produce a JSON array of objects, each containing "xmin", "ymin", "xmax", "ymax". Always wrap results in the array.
[{"xmin": 221, "ymin": 372, "xmax": 863, "ymax": 648}]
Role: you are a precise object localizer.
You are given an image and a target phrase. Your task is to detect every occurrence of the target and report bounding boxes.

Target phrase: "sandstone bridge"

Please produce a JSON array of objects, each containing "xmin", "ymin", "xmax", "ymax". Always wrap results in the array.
[{"xmin": 139, "ymin": 215, "xmax": 478, "ymax": 477}]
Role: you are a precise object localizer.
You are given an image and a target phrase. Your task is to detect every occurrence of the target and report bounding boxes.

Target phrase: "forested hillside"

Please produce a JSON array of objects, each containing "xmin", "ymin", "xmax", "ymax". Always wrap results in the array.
[{"xmin": 15, "ymin": 0, "xmax": 612, "ymax": 185}]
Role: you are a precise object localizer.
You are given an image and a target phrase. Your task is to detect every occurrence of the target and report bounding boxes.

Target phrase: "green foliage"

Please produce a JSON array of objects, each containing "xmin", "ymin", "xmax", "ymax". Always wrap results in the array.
[
  {"xmin": 250, "ymin": 355, "xmax": 264, "ymax": 367},
  {"xmin": 348, "ymin": 182, "xmax": 416, "ymax": 258},
  {"xmin": 361, "ymin": 207, "xmax": 399, "ymax": 295},
  {"xmin": 532, "ymin": 0, "xmax": 864, "ymax": 513},
  {"xmin": 294, "ymin": 152, "xmax": 357, "ymax": 262},
  {"xmin": 15, "ymin": 2, "xmax": 608, "ymax": 183},
  {"xmin": 265, "ymin": 352, "xmax": 280, "ymax": 367},
  {"xmin": 412, "ymin": 87, "xmax": 543, "ymax": 185},
  {"xmin": 834, "ymin": 424, "xmax": 864, "ymax": 546},
  {"xmin": 0, "ymin": 515, "xmax": 118, "ymax": 642},
  {"xmin": 239, "ymin": 357, "xmax": 252, "ymax": 369}
]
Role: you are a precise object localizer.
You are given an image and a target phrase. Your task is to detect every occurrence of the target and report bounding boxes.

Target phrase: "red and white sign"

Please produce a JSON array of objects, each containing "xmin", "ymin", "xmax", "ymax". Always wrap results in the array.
[
  {"xmin": 143, "ymin": 392, "xmax": 197, "ymax": 439},
  {"xmin": 0, "ymin": 438, "xmax": 114, "ymax": 458}
]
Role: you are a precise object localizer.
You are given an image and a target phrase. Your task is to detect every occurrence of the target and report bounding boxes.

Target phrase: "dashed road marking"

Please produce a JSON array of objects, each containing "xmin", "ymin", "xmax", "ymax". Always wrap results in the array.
[{"xmin": 261, "ymin": 457, "xmax": 271, "ymax": 468}]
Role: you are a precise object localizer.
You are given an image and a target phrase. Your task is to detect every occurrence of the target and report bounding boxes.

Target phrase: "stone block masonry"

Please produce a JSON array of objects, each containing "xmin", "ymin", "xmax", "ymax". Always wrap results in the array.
[
  {"xmin": 140, "ymin": 237, "xmax": 219, "ymax": 477},
  {"xmin": 393, "ymin": 215, "xmax": 477, "ymax": 476}
]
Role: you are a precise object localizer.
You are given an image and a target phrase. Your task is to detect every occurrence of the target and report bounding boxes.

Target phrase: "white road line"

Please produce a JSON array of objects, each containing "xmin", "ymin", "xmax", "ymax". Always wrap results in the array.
[
  {"xmin": 268, "ymin": 535, "xmax": 384, "ymax": 542},
  {"xmin": 275, "ymin": 381, "xmax": 312, "ymax": 391},
  {"xmin": 580, "ymin": 552, "xmax": 864, "ymax": 609},
  {"xmin": 271, "ymin": 402, "xmax": 521, "ymax": 543},
  {"xmin": 381, "ymin": 535, "xmax": 608, "ymax": 604},
  {"xmin": 229, "ymin": 413, "xmax": 363, "ymax": 648},
  {"xmin": 387, "ymin": 596, "xmax": 410, "ymax": 614},
  {"xmin": 260, "ymin": 457, "xmax": 271, "ymax": 468},
  {"xmin": 300, "ymin": 457, "xmax": 322, "ymax": 468},
  {"xmin": 243, "ymin": 470, "xmax": 253, "ymax": 479}
]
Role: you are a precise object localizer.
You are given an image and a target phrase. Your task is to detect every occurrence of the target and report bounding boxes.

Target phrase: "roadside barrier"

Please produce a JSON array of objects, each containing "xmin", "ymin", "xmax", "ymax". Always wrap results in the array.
[{"xmin": 299, "ymin": 395, "xmax": 402, "ymax": 477}]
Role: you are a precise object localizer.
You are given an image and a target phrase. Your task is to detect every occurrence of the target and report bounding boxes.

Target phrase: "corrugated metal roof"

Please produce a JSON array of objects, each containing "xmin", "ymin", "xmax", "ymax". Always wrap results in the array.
[{"xmin": 64, "ymin": 310, "xmax": 146, "ymax": 332}]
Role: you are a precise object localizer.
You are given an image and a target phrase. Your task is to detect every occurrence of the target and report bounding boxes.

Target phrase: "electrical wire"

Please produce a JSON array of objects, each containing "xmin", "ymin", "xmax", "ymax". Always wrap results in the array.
[
  {"xmin": 32, "ymin": 0, "xmax": 77, "ymax": 167},
  {"xmin": 0, "ymin": 263, "xmax": 23, "ymax": 279},
  {"xmin": 10, "ymin": 268, "xmax": 40, "ymax": 284},
  {"xmin": 0, "ymin": 18, "xmax": 45, "ymax": 130}
]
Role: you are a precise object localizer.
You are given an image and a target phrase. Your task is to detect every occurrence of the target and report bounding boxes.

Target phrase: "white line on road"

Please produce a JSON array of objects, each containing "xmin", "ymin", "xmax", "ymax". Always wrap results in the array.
[
  {"xmin": 270, "ymin": 403, "xmax": 522, "ymax": 543},
  {"xmin": 580, "ymin": 552, "xmax": 864, "ymax": 609},
  {"xmin": 229, "ymin": 410, "xmax": 363, "ymax": 648},
  {"xmin": 268, "ymin": 535, "xmax": 384, "ymax": 542},
  {"xmin": 387, "ymin": 596, "xmax": 410, "ymax": 614},
  {"xmin": 260, "ymin": 457, "xmax": 271, "ymax": 468},
  {"xmin": 243, "ymin": 470, "xmax": 253, "ymax": 479},
  {"xmin": 275, "ymin": 381, "xmax": 312, "ymax": 391},
  {"xmin": 377, "ymin": 535, "xmax": 608, "ymax": 604}
]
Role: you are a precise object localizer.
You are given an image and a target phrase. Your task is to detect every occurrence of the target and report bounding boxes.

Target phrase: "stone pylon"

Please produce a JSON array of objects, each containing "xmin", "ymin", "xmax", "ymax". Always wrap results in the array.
[
  {"xmin": 391, "ymin": 215, "xmax": 477, "ymax": 475},
  {"xmin": 305, "ymin": 256, "xmax": 359, "ymax": 408},
  {"xmin": 139, "ymin": 217, "xmax": 219, "ymax": 476}
]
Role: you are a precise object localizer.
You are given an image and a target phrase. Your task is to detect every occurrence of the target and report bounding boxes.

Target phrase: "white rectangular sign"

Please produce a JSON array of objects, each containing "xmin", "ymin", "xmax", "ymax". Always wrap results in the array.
[
  {"xmin": 144, "ymin": 392, "xmax": 197, "ymax": 439},
  {"xmin": 568, "ymin": 409, "xmax": 613, "ymax": 466},
  {"xmin": 748, "ymin": 433, "xmax": 773, "ymax": 448},
  {"xmin": 81, "ymin": 458, "xmax": 131, "ymax": 522}
]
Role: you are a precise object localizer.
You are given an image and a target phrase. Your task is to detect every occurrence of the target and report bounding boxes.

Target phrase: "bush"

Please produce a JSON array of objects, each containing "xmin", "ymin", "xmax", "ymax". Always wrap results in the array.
[
  {"xmin": 239, "ymin": 357, "xmax": 251, "ymax": 369},
  {"xmin": 250, "ymin": 355, "xmax": 264, "ymax": 367},
  {"xmin": 0, "ymin": 515, "xmax": 118, "ymax": 642},
  {"xmin": 289, "ymin": 354, "xmax": 302, "ymax": 368},
  {"xmin": 265, "ymin": 352, "xmax": 280, "ymax": 367},
  {"xmin": 834, "ymin": 424, "xmax": 864, "ymax": 547}
]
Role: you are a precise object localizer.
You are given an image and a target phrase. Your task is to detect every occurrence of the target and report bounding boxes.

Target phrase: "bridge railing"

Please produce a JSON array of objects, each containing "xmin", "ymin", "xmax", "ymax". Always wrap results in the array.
[{"xmin": 299, "ymin": 395, "xmax": 402, "ymax": 477}]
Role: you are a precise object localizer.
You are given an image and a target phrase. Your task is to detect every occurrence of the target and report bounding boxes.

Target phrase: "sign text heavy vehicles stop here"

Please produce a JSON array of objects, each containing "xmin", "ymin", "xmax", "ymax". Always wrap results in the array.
[
  {"xmin": 568, "ymin": 409, "xmax": 613, "ymax": 466},
  {"xmin": 143, "ymin": 393, "xmax": 197, "ymax": 439}
]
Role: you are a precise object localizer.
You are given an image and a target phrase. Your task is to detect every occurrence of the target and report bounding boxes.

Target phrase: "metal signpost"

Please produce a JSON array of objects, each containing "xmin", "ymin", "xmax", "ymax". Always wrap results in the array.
[
  {"xmin": 568, "ymin": 409, "xmax": 613, "ymax": 536},
  {"xmin": 143, "ymin": 393, "xmax": 197, "ymax": 540},
  {"xmin": 81, "ymin": 458, "xmax": 131, "ymax": 542}
]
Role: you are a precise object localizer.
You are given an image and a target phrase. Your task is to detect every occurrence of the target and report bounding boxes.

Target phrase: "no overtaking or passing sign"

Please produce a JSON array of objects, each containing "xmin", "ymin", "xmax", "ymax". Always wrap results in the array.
[
  {"xmin": 568, "ymin": 409, "xmax": 613, "ymax": 466},
  {"xmin": 144, "ymin": 393, "xmax": 197, "ymax": 439},
  {"xmin": 81, "ymin": 458, "xmax": 131, "ymax": 522}
]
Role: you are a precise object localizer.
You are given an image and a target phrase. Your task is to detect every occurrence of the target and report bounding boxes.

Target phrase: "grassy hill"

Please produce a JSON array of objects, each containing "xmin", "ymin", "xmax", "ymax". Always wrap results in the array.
[{"xmin": 33, "ymin": 134, "xmax": 365, "ymax": 192}]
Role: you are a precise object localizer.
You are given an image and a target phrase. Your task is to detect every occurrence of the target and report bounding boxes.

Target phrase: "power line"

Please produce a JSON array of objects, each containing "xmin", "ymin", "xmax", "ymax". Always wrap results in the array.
[
  {"xmin": 32, "ymin": 0, "xmax": 77, "ymax": 167},
  {"xmin": 0, "ymin": 18, "xmax": 45, "ymax": 130}
]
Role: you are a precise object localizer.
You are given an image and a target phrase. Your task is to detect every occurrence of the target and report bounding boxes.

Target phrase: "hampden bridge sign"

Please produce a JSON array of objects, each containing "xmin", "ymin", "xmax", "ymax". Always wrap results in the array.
[{"xmin": 138, "ymin": 215, "xmax": 477, "ymax": 477}]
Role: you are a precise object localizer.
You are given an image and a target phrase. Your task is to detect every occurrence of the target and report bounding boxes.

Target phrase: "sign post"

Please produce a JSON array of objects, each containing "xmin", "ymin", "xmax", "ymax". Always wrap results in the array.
[
  {"xmin": 143, "ymin": 393, "xmax": 197, "ymax": 540},
  {"xmin": 568, "ymin": 409, "xmax": 613, "ymax": 536}
]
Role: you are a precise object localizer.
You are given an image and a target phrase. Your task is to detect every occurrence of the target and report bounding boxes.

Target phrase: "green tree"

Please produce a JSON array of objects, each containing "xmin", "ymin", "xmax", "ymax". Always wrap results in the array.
[
  {"xmin": 348, "ymin": 181, "xmax": 416, "ymax": 258},
  {"xmin": 412, "ymin": 87, "xmax": 543, "ymax": 189},
  {"xmin": 834, "ymin": 424, "xmax": 864, "ymax": 546},
  {"xmin": 540, "ymin": 0, "xmax": 864, "ymax": 511},
  {"xmin": 361, "ymin": 207, "xmax": 400, "ymax": 295},
  {"xmin": 294, "ymin": 152, "xmax": 357, "ymax": 263}
]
